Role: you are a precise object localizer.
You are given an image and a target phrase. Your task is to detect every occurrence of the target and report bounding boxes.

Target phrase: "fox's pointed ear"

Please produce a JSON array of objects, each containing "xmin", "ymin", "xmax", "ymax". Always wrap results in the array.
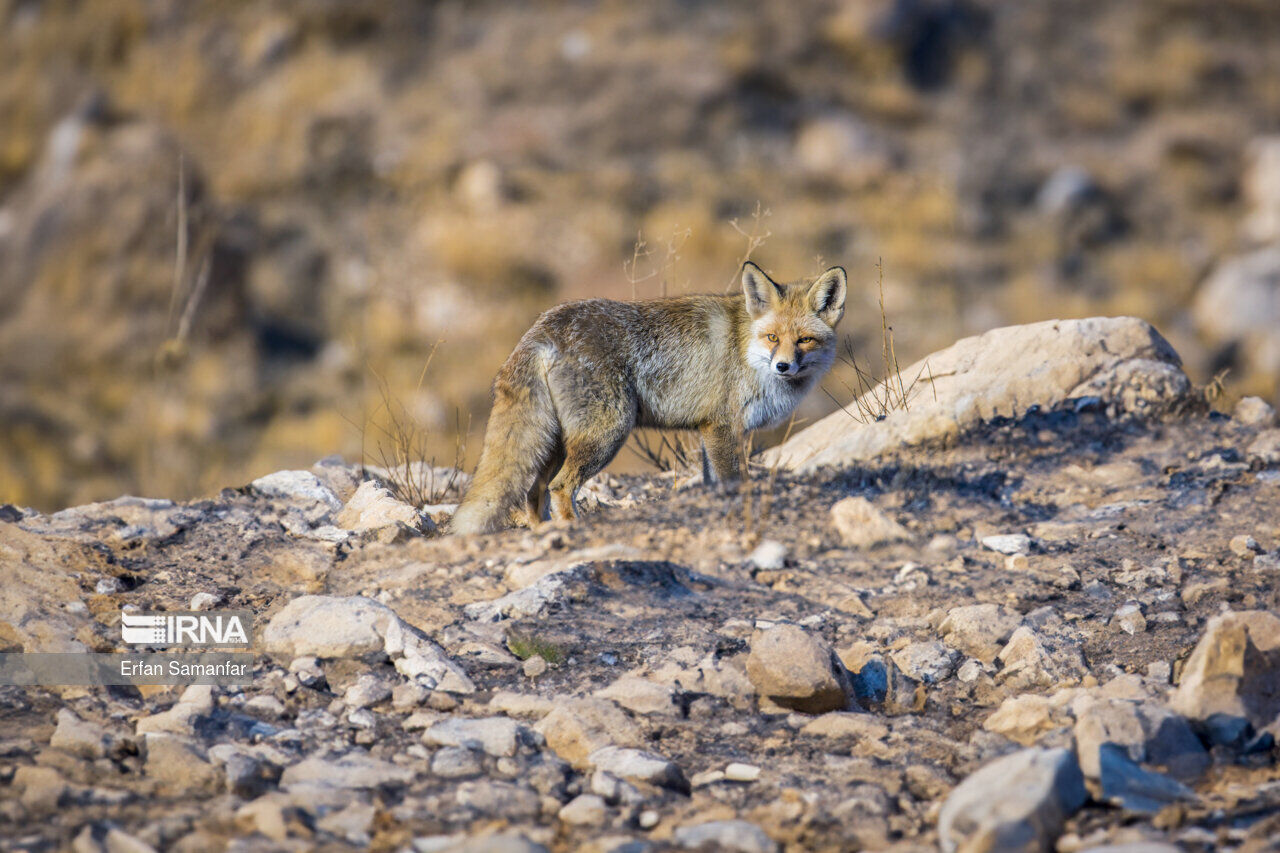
[
  {"xmin": 742, "ymin": 262, "xmax": 782, "ymax": 317},
  {"xmin": 809, "ymin": 266, "xmax": 847, "ymax": 327}
]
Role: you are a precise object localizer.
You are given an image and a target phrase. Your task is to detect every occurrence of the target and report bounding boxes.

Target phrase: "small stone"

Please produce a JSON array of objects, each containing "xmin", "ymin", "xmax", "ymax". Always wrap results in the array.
[
  {"xmin": 830, "ymin": 497, "xmax": 911, "ymax": 549},
  {"xmin": 981, "ymin": 534, "xmax": 1033, "ymax": 555},
  {"xmin": 392, "ymin": 681, "xmax": 430, "ymax": 710},
  {"xmin": 423, "ymin": 717, "xmax": 529, "ymax": 758},
  {"xmin": 690, "ymin": 769, "xmax": 726, "ymax": 787},
  {"xmin": 724, "ymin": 762, "xmax": 760, "ymax": 782},
  {"xmin": 558, "ymin": 794, "xmax": 607, "ymax": 826},
  {"xmin": 937, "ymin": 748, "xmax": 1086, "ymax": 853},
  {"xmin": 983, "ymin": 693, "xmax": 1060, "ymax": 745},
  {"xmin": 14, "ymin": 766, "xmax": 68, "ymax": 813},
  {"xmin": 534, "ymin": 698, "xmax": 642, "ymax": 769},
  {"xmin": 190, "ymin": 592, "xmax": 223, "ymax": 611},
  {"xmin": 454, "ymin": 780, "xmax": 542, "ymax": 820},
  {"xmin": 638, "ymin": 810, "xmax": 660, "ymax": 829},
  {"xmin": 745, "ymin": 624, "xmax": 851, "ymax": 713},
  {"xmin": 73, "ymin": 823, "xmax": 158, "ymax": 853},
  {"xmin": 1005, "ymin": 554, "xmax": 1029, "ymax": 571},
  {"xmin": 1230, "ymin": 535, "xmax": 1260, "ymax": 558},
  {"xmin": 347, "ymin": 708, "xmax": 376, "ymax": 729},
  {"xmin": 236, "ymin": 794, "xmax": 319, "ymax": 842},
  {"xmin": 889, "ymin": 641, "xmax": 959, "ymax": 684},
  {"xmin": 431, "ymin": 746, "xmax": 482, "ymax": 779},
  {"xmin": 1235, "ymin": 396, "xmax": 1276, "ymax": 426},
  {"xmin": 345, "ymin": 674, "xmax": 393, "ymax": 709},
  {"xmin": 523, "ymin": 655, "xmax": 549, "ymax": 678},
  {"xmin": 594, "ymin": 675, "xmax": 678, "ymax": 717},
  {"xmin": 288, "ymin": 656, "xmax": 325, "ymax": 688},
  {"xmin": 1248, "ymin": 429, "xmax": 1280, "ymax": 464},
  {"xmin": 673, "ymin": 820, "xmax": 778, "ymax": 853},
  {"xmin": 95, "ymin": 577, "xmax": 124, "ymax": 594},
  {"xmin": 280, "ymin": 751, "xmax": 414, "ymax": 789},
  {"xmin": 1073, "ymin": 698, "xmax": 1208, "ymax": 783},
  {"xmin": 749, "ymin": 540, "xmax": 788, "ymax": 571},
  {"xmin": 317, "ymin": 801, "xmax": 376, "ymax": 844},
  {"xmin": 1113, "ymin": 602, "xmax": 1147, "ymax": 635},
  {"xmin": 144, "ymin": 733, "xmax": 222, "ymax": 794},
  {"xmin": 799, "ymin": 712, "xmax": 889, "ymax": 741},
  {"xmin": 221, "ymin": 751, "xmax": 281, "ymax": 799},
  {"xmin": 1170, "ymin": 610, "xmax": 1280, "ymax": 730},
  {"xmin": 427, "ymin": 691, "xmax": 460, "ymax": 711},
  {"xmin": 49, "ymin": 709, "xmax": 114, "ymax": 759},
  {"xmin": 956, "ymin": 659, "xmax": 984, "ymax": 683},
  {"xmin": 588, "ymin": 746, "xmax": 688, "ymax": 792},
  {"xmin": 244, "ymin": 694, "xmax": 285, "ymax": 717},
  {"xmin": 1097, "ymin": 743, "xmax": 1195, "ymax": 814}
]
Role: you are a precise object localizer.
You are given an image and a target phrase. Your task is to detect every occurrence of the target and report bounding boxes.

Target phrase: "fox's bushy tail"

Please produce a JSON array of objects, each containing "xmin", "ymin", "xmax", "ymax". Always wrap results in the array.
[{"xmin": 449, "ymin": 352, "xmax": 558, "ymax": 535}]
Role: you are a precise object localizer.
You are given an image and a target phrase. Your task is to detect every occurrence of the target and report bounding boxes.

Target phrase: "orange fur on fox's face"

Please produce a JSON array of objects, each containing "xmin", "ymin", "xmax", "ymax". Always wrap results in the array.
[{"xmin": 742, "ymin": 262, "xmax": 846, "ymax": 380}]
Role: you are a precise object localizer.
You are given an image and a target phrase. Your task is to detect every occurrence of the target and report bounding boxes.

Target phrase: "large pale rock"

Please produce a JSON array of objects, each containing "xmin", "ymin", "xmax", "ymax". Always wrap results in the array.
[
  {"xmin": 830, "ymin": 497, "xmax": 912, "ymax": 548},
  {"xmin": 263, "ymin": 596, "xmax": 396, "ymax": 658},
  {"xmin": 746, "ymin": 624, "xmax": 851, "ymax": 713},
  {"xmin": 250, "ymin": 470, "xmax": 342, "ymax": 511},
  {"xmin": 263, "ymin": 595, "xmax": 474, "ymax": 692},
  {"xmin": 764, "ymin": 318, "xmax": 1188, "ymax": 472},
  {"xmin": 1170, "ymin": 610, "xmax": 1280, "ymax": 731},
  {"xmin": 937, "ymin": 748, "xmax": 1087, "ymax": 853},
  {"xmin": 336, "ymin": 480, "xmax": 427, "ymax": 533},
  {"xmin": 1193, "ymin": 247, "xmax": 1280, "ymax": 377}
]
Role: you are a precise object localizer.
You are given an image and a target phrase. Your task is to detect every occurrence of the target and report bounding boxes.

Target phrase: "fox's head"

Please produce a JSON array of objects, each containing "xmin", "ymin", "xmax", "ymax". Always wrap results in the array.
[{"xmin": 741, "ymin": 261, "xmax": 847, "ymax": 382}]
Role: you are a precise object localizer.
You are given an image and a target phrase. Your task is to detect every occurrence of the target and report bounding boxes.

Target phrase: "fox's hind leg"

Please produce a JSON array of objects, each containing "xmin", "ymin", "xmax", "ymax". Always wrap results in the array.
[
  {"xmin": 544, "ymin": 368, "xmax": 633, "ymax": 522},
  {"xmin": 522, "ymin": 446, "xmax": 564, "ymax": 526}
]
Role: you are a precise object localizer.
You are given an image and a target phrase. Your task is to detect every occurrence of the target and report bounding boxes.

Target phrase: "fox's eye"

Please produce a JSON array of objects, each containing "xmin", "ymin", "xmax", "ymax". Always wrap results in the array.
[
  {"xmin": 766, "ymin": 334, "xmax": 778, "ymax": 343},
  {"xmin": 797, "ymin": 336, "xmax": 814, "ymax": 344}
]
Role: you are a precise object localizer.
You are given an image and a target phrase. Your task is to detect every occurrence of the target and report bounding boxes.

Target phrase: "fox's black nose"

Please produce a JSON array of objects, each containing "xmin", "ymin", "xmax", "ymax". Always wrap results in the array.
[{"xmin": 775, "ymin": 361, "xmax": 791, "ymax": 374}]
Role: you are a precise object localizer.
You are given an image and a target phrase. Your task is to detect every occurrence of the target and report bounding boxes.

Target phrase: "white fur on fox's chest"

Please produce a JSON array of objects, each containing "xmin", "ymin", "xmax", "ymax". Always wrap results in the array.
[{"xmin": 742, "ymin": 372, "xmax": 812, "ymax": 431}]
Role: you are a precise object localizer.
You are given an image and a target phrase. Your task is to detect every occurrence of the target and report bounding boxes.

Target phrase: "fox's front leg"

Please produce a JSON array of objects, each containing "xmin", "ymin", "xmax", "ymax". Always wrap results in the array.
[{"xmin": 700, "ymin": 423, "xmax": 743, "ymax": 485}]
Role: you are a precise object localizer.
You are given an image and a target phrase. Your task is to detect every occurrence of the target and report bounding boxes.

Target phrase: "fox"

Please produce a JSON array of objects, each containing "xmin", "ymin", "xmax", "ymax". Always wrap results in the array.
[{"xmin": 448, "ymin": 261, "xmax": 847, "ymax": 535}]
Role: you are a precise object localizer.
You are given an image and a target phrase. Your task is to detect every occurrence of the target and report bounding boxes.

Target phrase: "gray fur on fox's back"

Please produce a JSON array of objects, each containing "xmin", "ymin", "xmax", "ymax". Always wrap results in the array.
[{"xmin": 449, "ymin": 263, "xmax": 847, "ymax": 535}]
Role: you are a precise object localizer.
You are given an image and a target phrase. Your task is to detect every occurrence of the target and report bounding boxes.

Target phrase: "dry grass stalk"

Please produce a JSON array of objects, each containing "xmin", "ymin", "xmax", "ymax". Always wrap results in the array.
[
  {"xmin": 724, "ymin": 201, "xmax": 772, "ymax": 292},
  {"xmin": 624, "ymin": 226, "xmax": 691, "ymax": 299},
  {"xmin": 824, "ymin": 259, "xmax": 934, "ymax": 425},
  {"xmin": 360, "ymin": 341, "xmax": 469, "ymax": 507},
  {"xmin": 626, "ymin": 429, "xmax": 698, "ymax": 473}
]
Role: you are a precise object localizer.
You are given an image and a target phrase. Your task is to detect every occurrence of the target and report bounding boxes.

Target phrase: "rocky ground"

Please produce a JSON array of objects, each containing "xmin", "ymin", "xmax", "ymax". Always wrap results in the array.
[{"xmin": 3, "ymin": 319, "xmax": 1280, "ymax": 852}]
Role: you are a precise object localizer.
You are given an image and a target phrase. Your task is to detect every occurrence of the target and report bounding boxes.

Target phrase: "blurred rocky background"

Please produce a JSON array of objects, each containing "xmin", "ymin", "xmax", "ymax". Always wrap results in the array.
[{"xmin": 2, "ymin": 0, "xmax": 1279, "ymax": 511}]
